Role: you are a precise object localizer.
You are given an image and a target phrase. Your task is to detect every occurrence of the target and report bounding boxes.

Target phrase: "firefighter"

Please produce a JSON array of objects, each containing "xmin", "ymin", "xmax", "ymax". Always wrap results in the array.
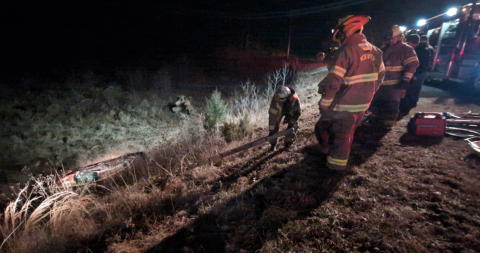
[
  {"xmin": 370, "ymin": 25, "xmax": 419, "ymax": 125},
  {"xmin": 399, "ymin": 33, "xmax": 420, "ymax": 114},
  {"xmin": 268, "ymin": 86, "xmax": 301, "ymax": 151},
  {"xmin": 416, "ymin": 35, "xmax": 435, "ymax": 74},
  {"xmin": 400, "ymin": 34, "xmax": 434, "ymax": 114},
  {"xmin": 309, "ymin": 15, "xmax": 385, "ymax": 172}
]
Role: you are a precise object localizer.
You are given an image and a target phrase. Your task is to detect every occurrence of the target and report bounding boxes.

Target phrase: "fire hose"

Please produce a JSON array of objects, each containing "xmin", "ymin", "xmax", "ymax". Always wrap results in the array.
[
  {"xmin": 443, "ymin": 112, "xmax": 480, "ymax": 138},
  {"xmin": 445, "ymin": 127, "xmax": 480, "ymax": 138},
  {"xmin": 443, "ymin": 113, "xmax": 480, "ymax": 155}
]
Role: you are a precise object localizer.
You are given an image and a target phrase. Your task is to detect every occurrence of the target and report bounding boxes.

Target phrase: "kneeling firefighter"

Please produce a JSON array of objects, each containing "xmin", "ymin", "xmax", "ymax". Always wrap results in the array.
[
  {"xmin": 268, "ymin": 86, "xmax": 301, "ymax": 151},
  {"xmin": 312, "ymin": 15, "xmax": 385, "ymax": 171}
]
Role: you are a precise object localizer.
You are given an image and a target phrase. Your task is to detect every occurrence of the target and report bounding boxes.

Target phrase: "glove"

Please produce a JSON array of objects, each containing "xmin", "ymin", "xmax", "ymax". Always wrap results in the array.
[{"xmin": 318, "ymin": 85, "xmax": 326, "ymax": 96}]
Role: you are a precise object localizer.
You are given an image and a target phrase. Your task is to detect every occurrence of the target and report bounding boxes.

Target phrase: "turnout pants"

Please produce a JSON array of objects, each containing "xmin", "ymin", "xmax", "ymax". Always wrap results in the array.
[
  {"xmin": 400, "ymin": 72, "xmax": 426, "ymax": 114},
  {"xmin": 269, "ymin": 122, "xmax": 298, "ymax": 148},
  {"xmin": 314, "ymin": 111, "xmax": 364, "ymax": 170},
  {"xmin": 370, "ymin": 86, "xmax": 405, "ymax": 124}
]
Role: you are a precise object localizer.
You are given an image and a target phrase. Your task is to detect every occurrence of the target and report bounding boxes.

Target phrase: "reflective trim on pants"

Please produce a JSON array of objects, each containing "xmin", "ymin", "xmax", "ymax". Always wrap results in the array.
[
  {"xmin": 327, "ymin": 156, "xmax": 348, "ymax": 166},
  {"xmin": 315, "ymin": 111, "xmax": 365, "ymax": 169}
]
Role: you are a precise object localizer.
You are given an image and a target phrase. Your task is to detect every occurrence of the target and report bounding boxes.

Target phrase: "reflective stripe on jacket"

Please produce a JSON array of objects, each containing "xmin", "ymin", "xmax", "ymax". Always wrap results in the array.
[
  {"xmin": 318, "ymin": 33, "xmax": 385, "ymax": 113},
  {"xmin": 382, "ymin": 41, "xmax": 419, "ymax": 86}
]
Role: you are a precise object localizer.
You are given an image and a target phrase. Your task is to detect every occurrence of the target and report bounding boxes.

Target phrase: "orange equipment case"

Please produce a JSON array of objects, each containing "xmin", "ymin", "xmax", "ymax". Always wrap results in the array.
[{"xmin": 408, "ymin": 112, "xmax": 446, "ymax": 137}]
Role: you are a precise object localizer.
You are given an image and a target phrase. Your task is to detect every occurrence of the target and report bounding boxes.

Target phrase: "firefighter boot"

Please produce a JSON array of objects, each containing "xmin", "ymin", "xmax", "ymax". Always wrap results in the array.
[
  {"xmin": 269, "ymin": 140, "xmax": 277, "ymax": 152},
  {"xmin": 304, "ymin": 144, "xmax": 329, "ymax": 155},
  {"xmin": 284, "ymin": 127, "xmax": 297, "ymax": 149}
]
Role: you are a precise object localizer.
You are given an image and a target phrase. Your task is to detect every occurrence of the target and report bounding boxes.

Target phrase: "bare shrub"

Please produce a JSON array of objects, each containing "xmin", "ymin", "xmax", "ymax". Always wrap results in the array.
[
  {"xmin": 149, "ymin": 133, "xmax": 224, "ymax": 175},
  {"xmin": 228, "ymin": 79, "xmax": 275, "ymax": 128},
  {"xmin": 266, "ymin": 64, "xmax": 296, "ymax": 88}
]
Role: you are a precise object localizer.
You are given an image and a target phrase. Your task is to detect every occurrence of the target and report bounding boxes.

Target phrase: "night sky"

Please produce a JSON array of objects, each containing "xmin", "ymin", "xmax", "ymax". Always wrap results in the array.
[{"xmin": 1, "ymin": 0, "xmax": 471, "ymax": 80}]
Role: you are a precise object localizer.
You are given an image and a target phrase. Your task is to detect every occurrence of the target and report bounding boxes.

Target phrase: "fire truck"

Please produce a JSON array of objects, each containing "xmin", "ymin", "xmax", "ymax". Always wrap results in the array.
[{"xmin": 414, "ymin": 2, "xmax": 480, "ymax": 90}]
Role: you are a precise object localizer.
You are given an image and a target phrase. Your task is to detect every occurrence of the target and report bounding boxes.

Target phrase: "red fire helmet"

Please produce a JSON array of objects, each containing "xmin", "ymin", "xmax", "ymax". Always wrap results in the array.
[{"xmin": 333, "ymin": 15, "xmax": 371, "ymax": 43}]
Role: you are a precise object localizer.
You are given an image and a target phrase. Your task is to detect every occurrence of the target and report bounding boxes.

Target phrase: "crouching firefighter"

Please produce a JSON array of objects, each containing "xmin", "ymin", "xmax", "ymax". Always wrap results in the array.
[
  {"xmin": 268, "ymin": 86, "xmax": 301, "ymax": 151},
  {"xmin": 310, "ymin": 15, "xmax": 385, "ymax": 172}
]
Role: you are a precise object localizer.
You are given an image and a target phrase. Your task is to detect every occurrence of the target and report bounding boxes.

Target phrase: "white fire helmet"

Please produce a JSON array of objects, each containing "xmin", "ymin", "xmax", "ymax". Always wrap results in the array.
[{"xmin": 276, "ymin": 86, "xmax": 291, "ymax": 100}]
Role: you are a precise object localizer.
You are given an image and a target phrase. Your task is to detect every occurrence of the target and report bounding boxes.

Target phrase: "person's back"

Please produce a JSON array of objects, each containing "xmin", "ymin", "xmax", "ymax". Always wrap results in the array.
[
  {"xmin": 370, "ymin": 25, "xmax": 419, "ymax": 125},
  {"xmin": 415, "ymin": 41, "xmax": 434, "ymax": 73},
  {"xmin": 382, "ymin": 41, "xmax": 418, "ymax": 85},
  {"xmin": 397, "ymin": 36, "xmax": 434, "ymax": 114},
  {"xmin": 311, "ymin": 15, "xmax": 385, "ymax": 172},
  {"xmin": 322, "ymin": 33, "xmax": 384, "ymax": 112}
]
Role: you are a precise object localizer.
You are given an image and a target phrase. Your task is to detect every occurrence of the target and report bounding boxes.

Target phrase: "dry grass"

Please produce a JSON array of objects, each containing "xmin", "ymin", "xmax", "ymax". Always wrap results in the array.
[
  {"xmin": 0, "ymin": 127, "xmax": 229, "ymax": 252},
  {"xmin": 111, "ymin": 85, "xmax": 479, "ymax": 252},
  {"xmin": 3, "ymin": 67, "xmax": 479, "ymax": 253},
  {"xmin": 0, "ymin": 67, "xmax": 326, "ymax": 252},
  {"xmin": 224, "ymin": 66, "xmax": 312, "ymax": 135},
  {"xmin": 0, "ymin": 176, "xmax": 101, "ymax": 252},
  {"xmin": 0, "ymin": 69, "xmax": 199, "ymax": 176}
]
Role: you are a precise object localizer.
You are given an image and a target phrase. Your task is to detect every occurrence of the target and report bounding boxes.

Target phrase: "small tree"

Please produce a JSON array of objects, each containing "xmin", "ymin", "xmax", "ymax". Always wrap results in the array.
[{"xmin": 203, "ymin": 90, "xmax": 228, "ymax": 132}]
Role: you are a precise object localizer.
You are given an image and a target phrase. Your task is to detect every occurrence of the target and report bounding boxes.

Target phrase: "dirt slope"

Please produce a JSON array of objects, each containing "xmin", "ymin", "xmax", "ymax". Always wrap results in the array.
[{"xmin": 108, "ymin": 86, "xmax": 480, "ymax": 252}]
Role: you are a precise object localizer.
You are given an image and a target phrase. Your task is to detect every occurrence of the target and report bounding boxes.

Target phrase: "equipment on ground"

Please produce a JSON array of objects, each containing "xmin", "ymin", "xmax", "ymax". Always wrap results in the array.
[
  {"xmin": 56, "ymin": 152, "xmax": 145, "ymax": 187},
  {"xmin": 409, "ymin": 112, "xmax": 480, "ymax": 136},
  {"xmin": 466, "ymin": 137, "xmax": 480, "ymax": 155},
  {"xmin": 445, "ymin": 127, "xmax": 480, "ymax": 138},
  {"xmin": 443, "ymin": 112, "xmax": 480, "ymax": 137},
  {"xmin": 408, "ymin": 112, "xmax": 480, "ymax": 154},
  {"xmin": 167, "ymin": 95, "xmax": 194, "ymax": 115},
  {"xmin": 408, "ymin": 112, "xmax": 446, "ymax": 136}
]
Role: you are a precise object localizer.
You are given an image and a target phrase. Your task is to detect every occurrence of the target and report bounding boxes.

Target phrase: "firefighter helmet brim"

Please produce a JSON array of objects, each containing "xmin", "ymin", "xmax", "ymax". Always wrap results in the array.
[{"xmin": 333, "ymin": 15, "xmax": 371, "ymax": 43}]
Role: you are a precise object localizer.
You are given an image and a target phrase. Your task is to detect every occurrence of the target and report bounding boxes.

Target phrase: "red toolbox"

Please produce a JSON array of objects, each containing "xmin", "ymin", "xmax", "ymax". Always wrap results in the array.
[{"xmin": 408, "ymin": 112, "xmax": 446, "ymax": 136}]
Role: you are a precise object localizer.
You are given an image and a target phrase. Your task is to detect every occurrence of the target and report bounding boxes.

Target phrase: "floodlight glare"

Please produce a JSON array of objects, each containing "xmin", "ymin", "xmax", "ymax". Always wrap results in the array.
[
  {"xmin": 399, "ymin": 26, "xmax": 407, "ymax": 32},
  {"xmin": 446, "ymin": 7, "xmax": 458, "ymax": 16},
  {"xmin": 417, "ymin": 19, "xmax": 427, "ymax": 27}
]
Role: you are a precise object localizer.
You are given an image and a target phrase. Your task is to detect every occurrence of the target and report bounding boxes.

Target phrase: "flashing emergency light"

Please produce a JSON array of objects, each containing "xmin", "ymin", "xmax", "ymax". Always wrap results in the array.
[
  {"xmin": 446, "ymin": 7, "xmax": 458, "ymax": 17},
  {"xmin": 417, "ymin": 19, "xmax": 427, "ymax": 27},
  {"xmin": 399, "ymin": 26, "xmax": 407, "ymax": 33}
]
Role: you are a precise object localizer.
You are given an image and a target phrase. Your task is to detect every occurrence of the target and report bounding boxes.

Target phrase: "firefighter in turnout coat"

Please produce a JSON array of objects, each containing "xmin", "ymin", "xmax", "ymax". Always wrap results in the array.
[
  {"xmin": 268, "ymin": 86, "xmax": 301, "ymax": 151},
  {"xmin": 371, "ymin": 25, "xmax": 419, "ymax": 125},
  {"xmin": 313, "ymin": 15, "xmax": 385, "ymax": 171}
]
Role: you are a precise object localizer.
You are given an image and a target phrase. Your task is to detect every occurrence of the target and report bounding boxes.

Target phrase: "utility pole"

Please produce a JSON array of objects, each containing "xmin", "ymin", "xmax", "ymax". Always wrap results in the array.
[
  {"xmin": 286, "ymin": 15, "xmax": 292, "ymax": 58},
  {"xmin": 244, "ymin": 20, "xmax": 251, "ymax": 49}
]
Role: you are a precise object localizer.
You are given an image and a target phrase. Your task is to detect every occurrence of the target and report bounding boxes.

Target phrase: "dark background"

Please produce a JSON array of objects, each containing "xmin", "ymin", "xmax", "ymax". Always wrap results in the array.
[{"xmin": 0, "ymin": 0, "xmax": 471, "ymax": 81}]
